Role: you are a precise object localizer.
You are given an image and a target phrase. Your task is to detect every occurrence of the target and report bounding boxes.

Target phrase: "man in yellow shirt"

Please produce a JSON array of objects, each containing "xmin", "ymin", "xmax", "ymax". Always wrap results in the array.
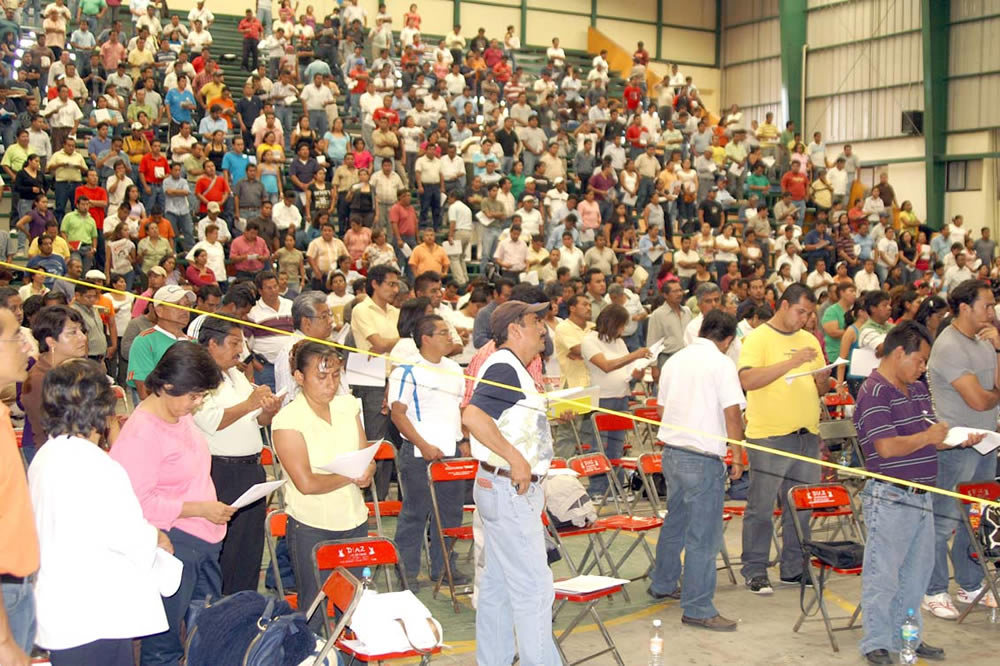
[
  {"xmin": 408, "ymin": 228, "xmax": 450, "ymax": 277},
  {"xmin": 349, "ymin": 264, "xmax": 400, "ymax": 499},
  {"xmin": 737, "ymin": 283, "xmax": 830, "ymax": 595},
  {"xmin": 553, "ymin": 294, "xmax": 595, "ymax": 459},
  {"xmin": 757, "ymin": 111, "xmax": 780, "ymax": 156}
]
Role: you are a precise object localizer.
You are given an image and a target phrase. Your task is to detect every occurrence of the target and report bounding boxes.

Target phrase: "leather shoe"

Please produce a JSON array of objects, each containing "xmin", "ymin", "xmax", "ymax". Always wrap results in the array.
[
  {"xmin": 916, "ymin": 643, "xmax": 946, "ymax": 661},
  {"xmin": 444, "ymin": 569, "xmax": 472, "ymax": 586},
  {"xmin": 647, "ymin": 585, "xmax": 681, "ymax": 600},
  {"xmin": 864, "ymin": 649, "xmax": 892, "ymax": 665},
  {"xmin": 680, "ymin": 614, "xmax": 738, "ymax": 632}
]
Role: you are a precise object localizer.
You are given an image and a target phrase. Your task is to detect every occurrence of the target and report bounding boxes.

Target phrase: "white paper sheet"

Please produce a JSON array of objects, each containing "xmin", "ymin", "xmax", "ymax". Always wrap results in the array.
[
  {"xmin": 441, "ymin": 240, "xmax": 463, "ymax": 256},
  {"xmin": 943, "ymin": 427, "xmax": 1000, "ymax": 455},
  {"xmin": 784, "ymin": 357, "xmax": 848, "ymax": 384},
  {"xmin": 849, "ymin": 347, "xmax": 879, "ymax": 377},
  {"xmin": 230, "ymin": 479, "xmax": 286, "ymax": 509},
  {"xmin": 318, "ymin": 443, "xmax": 381, "ymax": 479},
  {"xmin": 345, "ymin": 351, "xmax": 386, "ymax": 387},
  {"xmin": 153, "ymin": 548, "xmax": 183, "ymax": 597},
  {"xmin": 553, "ymin": 575, "xmax": 630, "ymax": 594},
  {"xmin": 625, "ymin": 338, "xmax": 664, "ymax": 375},
  {"xmin": 761, "ymin": 156, "xmax": 776, "ymax": 168},
  {"xmin": 401, "ymin": 243, "xmax": 413, "ymax": 258}
]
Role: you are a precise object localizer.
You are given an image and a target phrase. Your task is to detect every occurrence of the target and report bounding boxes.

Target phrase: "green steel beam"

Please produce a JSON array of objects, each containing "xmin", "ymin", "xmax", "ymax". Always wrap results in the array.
[
  {"xmin": 591, "ymin": 0, "xmax": 597, "ymax": 27},
  {"xmin": 922, "ymin": 0, "xmax": 949, "ymax": 230},
  {"xmin": 715, "ymin": 0, "xmax": 722, "ymax": 69},
  {"xmin": 779, "ymin": 0, "xmax": 807, "ymax": 129},
  {"xmin": 454, "ymin": 0, "xmax": 460, "ymax": 27},
  {"xmin": 520, "ymin": 0, "xmax": 527, "ymax": 44}
]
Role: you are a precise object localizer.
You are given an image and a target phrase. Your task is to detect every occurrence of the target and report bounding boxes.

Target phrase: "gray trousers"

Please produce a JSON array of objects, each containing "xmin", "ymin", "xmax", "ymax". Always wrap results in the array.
[{"xmin": 740, "ymin": 430, "xmax": 820, "ymax": 581}]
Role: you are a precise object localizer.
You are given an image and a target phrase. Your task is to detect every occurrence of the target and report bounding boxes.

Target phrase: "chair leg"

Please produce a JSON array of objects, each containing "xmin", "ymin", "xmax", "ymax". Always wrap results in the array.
[
  {"xmin": 718, "ymin": 539, "xmax": 737, "ymax": 586},
  {"xmin": 588, "ymin": 604, "xmax": 625, "ymax": 666}
]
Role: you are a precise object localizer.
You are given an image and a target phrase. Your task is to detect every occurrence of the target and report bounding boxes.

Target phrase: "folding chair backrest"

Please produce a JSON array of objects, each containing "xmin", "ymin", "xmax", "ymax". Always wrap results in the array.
[
  {"xmin": 427, "ymin": 457, "xmax": 479, "ymax": 482},
  {"xmin": 314, "ymin": 536, "xmax": 402, "ymax": 571},
  {"xmin": 817, "ymin": 419, "xmax": 858, "ymax": 441},
  {"xmin": 787, "ymin": 484, "xmax": 853, "ymax": 511},
  {"xmin": 261, "ymin": 447, "xmax": 274, "ymax": 467},
  {"xmin": 592, "ymin": 412, "xmax": 635, "ymax": 434},
  {"xmin": 723, "ymin": 448, "xmax": 749, "ymax": 466},
  {"xmin": 550, "ymin": 457, "xmax": 568, "ymax": 469},
  {"xmin": 638, "ymin": 452, "xmax": 661, "ymax": 475},
  {"xmin": 268, "ymin": 510, "xmax": 288, "ymax": 538},
  {"xmin": 371, "ymin": 439, "xmax": 398, "ymax": 461},
  {"xmin": 569, "ymin": 453, "xmax": 614, "ymax": 478},
  {"xmin": 307, "ymin": 567, "xmax": 363, "ymax": 662},
  {"xmin": 632, "ymin": 407, "xmax": 659, "ymax": 423},
  {"xmin": 956, "ymin": 481, "xmax": 1000, "ymax": 505}
]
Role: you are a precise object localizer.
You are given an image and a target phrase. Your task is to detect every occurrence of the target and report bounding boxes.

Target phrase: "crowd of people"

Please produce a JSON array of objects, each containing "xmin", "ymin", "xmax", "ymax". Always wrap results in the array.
[{"xmin": 0, "ymin": 1, "xmax": 999, "ymax": 665}]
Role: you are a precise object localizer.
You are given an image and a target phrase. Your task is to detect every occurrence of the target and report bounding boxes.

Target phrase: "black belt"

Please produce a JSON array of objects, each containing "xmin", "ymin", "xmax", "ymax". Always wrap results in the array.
[
  {"xmin": 788, "ymin": 427, "xmax": 811, "ymax": 436},
  {"xmin": 213, "ymin": 453, "xmax": 261, "ymax": 464},
  {"xmin": 877, "ymin": 479, "xmax": 927, "ymax": 495},
  {"xmin": 0, "ymin": 574, "xmax": 24, "ymax": 584},
  {"xmin": 480, "ymin": 461, "xmax": 541, "ymax": 483}
]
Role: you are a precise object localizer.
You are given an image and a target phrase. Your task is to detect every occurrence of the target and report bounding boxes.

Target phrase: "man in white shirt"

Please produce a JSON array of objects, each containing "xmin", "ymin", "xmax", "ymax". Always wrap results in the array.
[
  {"xmin": 494, "ymin": 225, "xmax": 529, "ymax": 279},
  {"xmin": 829, "ymin": 157, "xmax": 849, "ymax": 205},
  {"xmin": 299, "ymin": 73, "xmax": 335, "ymax": 135},
  {"xmin": 272, "ymin": 191, "xmax": 302, "ymax": 234},
  {"xmin": 557, "ymin": 232, "xmax": 585, "ymax": 278},
  {"xmin": 854, "ymin": 258, "xmax": 882, "ymax": 293},
  {"xmin": 389, "ymin": 314, "xmax": 468, "ymax": 591},
  {"xmin": 513, "ymin": 196, "xmax": 543, "ymax": 237},
  {"xmin": 186, "ymin": 20, "xmax": 213, "ymax": 51},
  {"xmin": 943, "ymin": 253, "xmax": 974, "ymax": 293},
  {"xmin": 440, "ymin": 144, "xmax": 465, "ymax": 194},
  {"xmin": 446, "ymin": 191, "xmax": 473, "ymax": 286},
  {"xmin": 195, "ymin": 318, "xmax": 281, "ymax": 593},
  {"xmin": 805, "ymin": 259, "xmax": 834, "ymax": 298},
  {"xmin": 684, "ymin": 283, "xmax": 741, "ymax": 366},
  {"xmin": 187, "ymin": 0, "xmax": 215, "ymax": 28},
  {"xmin": 775, "ymin": 243, "xmax": 808, "ymax": 282},
  {"xmin": 648, "ymin": 309, "xmax": 744, "ymax": 632}
]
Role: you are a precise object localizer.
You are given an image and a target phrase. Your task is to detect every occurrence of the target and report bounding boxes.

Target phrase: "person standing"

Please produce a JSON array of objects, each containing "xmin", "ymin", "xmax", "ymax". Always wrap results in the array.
[
  {"xmin": 649, "ymin": 310, "xmax": 745, "ymax": 631},
  {"xmin": 246, "ymin": 271, "xmax": 294, "ymax": 393},
  {"xmin": 922, "ymin": 279, "xmax": 1000, "ymax": 619},
  {"xmin": 238, "ymin": 9, "xmax": 262, "ymax": 72},
  {"xmin": 0, "ymin": 306, "xmax": 37, "ymax": 666},
  {"xmin": 646, "ymin": 280, "xmax": 692, "ymax": 369},
  {"xmin": 463, "ymin": 300, "xmax": 560, "ymax": 666},
  {"xmin": 738, "ymin": 283, "xmax": 830, "ymax": 594},
  {"xmin": 854, "ymin": 321, "xmax": 956, "ymax": 664},
  {"xmin": 389, "ymin": 314, "xmax": 468, "ymax": 590},
  {"xmin": 350, "ymin": 264, "xmax": 401, "ymax": 499},
  {"xmin": 195, "ymin": 319, "xmax": 282, "ymax": 594}
]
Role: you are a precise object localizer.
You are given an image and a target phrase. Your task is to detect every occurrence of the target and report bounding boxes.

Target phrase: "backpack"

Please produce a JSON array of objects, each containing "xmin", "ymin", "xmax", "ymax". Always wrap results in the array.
[
  {"xmin": 185, "ymin": 591, "xmax": 328, "ymax": 666},
  {"xmin": 977, "ymin": 504, "xmax": 1000, "ymax": 559},
  {"xmin": 543, "ymin": 473, "xmax": 597, "ymax": 530}
]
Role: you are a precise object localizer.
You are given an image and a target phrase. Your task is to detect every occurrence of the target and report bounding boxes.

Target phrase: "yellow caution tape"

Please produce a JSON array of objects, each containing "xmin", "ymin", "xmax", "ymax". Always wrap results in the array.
[{"xmin": 9, "ymin": 261, "xmax": 998, "ymax": 508}]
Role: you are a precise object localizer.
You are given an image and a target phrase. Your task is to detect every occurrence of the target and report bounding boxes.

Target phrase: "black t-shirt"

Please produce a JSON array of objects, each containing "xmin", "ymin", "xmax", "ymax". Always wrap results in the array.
[
  {"xmin": 494, "ymin": 128, "xmax": 519, "ymax": 157},
  {"xmin": 699, "ymin": 199, "xmax": 722, "ymax": 228},
  {"xmin": 469, "ymin": 360, "xmax": 526, "ymax": 419}
]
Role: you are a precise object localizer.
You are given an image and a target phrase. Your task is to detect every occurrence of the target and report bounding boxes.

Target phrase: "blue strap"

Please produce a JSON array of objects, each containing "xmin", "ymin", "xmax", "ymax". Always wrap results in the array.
[{"xmin": 397, "ymin": 364, "xmax": 421, "ymax": 421}]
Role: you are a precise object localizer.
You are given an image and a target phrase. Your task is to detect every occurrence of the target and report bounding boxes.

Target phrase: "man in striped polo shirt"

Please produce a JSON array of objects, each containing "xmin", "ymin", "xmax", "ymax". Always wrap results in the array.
[{"xmin": 853, "ymin": 321, "xmax": 979, "ymax": 664}]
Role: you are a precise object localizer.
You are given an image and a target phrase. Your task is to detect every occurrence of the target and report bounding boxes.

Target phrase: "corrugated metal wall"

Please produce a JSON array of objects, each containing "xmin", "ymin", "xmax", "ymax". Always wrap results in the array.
[
  {"xmin": 720, "ymin": 0, "xmax": 782, "ymax": 122},
  {"xmin": 948, "ymin": 0, "xmax": 1000, "ymax": 132},
  {"xmin": 803, "ymin": 0, "xmax": 924, "ymax": 142}
]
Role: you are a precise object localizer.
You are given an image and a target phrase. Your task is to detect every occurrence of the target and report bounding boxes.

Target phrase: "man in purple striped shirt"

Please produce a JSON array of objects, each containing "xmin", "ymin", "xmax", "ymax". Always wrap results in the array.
[{"xmin": 853, "ymin": 321, "xmax": 981, "ymax": 664}]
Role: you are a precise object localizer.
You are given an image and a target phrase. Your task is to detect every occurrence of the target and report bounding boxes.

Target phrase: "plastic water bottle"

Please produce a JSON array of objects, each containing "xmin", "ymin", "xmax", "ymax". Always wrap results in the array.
[
  {"xmin": 900, "ymin": 608, "xmax": 919, "ymax": 664},
  {"xmin": 648, "ymin": 619, "xmax": 664, "ymax": 666},
  {"xmin": 361, "ymin": 566, "xmax": 374, "ymax": 592}
]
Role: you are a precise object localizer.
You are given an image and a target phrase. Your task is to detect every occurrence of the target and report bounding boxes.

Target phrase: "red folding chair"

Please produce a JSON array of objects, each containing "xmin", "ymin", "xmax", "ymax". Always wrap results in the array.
[
  {"xmin": 312, "ymin": 538, "xmax": 442, "ymax": 663},
  {"xmin": 955, "ymin": 481, "xmax": 1000, "ymax": 623},
  {"xmin": 305, "ymin": 567, "xmax": 363, "ymax": 666},
  {"xmin": 569, "ymin": 453, "xmax": 663, "ymax": 589},
  {"xmin": 264, "ymin": 510, "xmax": 298, "ymax": 609},
  {"xmin": 552, "ymin": 577, "xmax": 626, "ymax": 666},
  {"xmin": 722, "ymin": 448, "xmax": 783, "ymax": 566},
  {"xmin": 632, "ymin": 406, "xmax": 661, "ymax": 452},
  {"xmin": 787, "ymin": 483, "xmax": 864, "ymax": 652},
  {"xmin": 364, "ymin": 440, "xmax": 402, "ymax": 537},
  {"xmin": 14, "ymin": 428, "xmax": 25, "ymax": 469},
  {"xmin": 427, "ymin": 458, "xmax": 478, "ymax": 613}
]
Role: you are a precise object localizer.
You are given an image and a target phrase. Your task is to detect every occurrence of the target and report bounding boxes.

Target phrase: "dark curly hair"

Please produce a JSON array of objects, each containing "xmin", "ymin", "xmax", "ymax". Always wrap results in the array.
[
  {"xmin": 144, "ymin": 341, "xmax": 223, "ymax": 397},
  {"xmin": 41, "ymin": 359, "xmax": 117, "ymax": 446}
]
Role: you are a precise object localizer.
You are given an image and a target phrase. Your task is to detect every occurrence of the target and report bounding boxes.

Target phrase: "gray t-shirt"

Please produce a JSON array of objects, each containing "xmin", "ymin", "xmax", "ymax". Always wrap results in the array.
[{"xmin": 928, "ymin": 324, "xmax": 1000, "ymax": 430}]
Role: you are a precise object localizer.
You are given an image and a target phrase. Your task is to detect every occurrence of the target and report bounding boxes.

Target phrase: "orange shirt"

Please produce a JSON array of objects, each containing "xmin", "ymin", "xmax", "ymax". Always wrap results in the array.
[
  {"xmin": 0, "ymin": 403, "xmax": 40, "ymax": 577},
  {"xmin": 136, "ymin": 217, "xmax": 176, "ymax": 241},
  {"xmin": 207, "ymin": 96, "xmax": 236, "ymax": 129},
  {"xmin": 408, "ymin": 242, "xmax": 450, "ymax": 275}
]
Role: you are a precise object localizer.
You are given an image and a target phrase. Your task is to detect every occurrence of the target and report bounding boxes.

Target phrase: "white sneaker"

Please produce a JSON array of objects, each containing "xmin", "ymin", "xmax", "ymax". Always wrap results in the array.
[
  {"xmin": 921, "ymin": 592, "xmax": 960, "ymax": 620},
  {"xmin": 956, "ymin": 586, "xmax": 999, "ymax": 608}
]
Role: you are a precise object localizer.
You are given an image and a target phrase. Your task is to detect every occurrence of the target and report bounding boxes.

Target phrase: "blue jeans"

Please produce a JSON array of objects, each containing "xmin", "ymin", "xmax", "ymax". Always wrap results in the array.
[
  {"xmin": 650, "ymin": 447, "xmax": 726, "ymax": 619},
  {"xmin": 395, "ymin": 441, "xmax": 465, "ymax": 582},
  {"xmin": 286, "ymin": 516, "xmax": 368, "ymax": 633},
  {"xmin": 275, "ymin": 106, "xmax": 294, "ymax": 142},
  {"xmin": 740, "ymin": 431, "xmax": 820, "ymax": 580},
  {"xmin": 165, "ymin": 212, "xmax": 194, "ymax": 252},
  {"xmin": 1, "ymin": 579, "xmax": 35, "ymax": 654},
  {"xmin": 927, "ymin": 447, "xmax": 997, "ymax": 595},
  {"xmin": 792, "ymin": 199, "xmax": 806, "ymax": 225},
  {"xmin": 473, "ymin": 469, "xmax": 560, "ymax": 666},
  {"xmin": 588, "ymin": 396, "xmax": 628, "ymax": 497},
  {"xmin": 860, "ymin": 480, "xmax": 934, "ymax": 655},
  {"xmin": 143, "ymin": 183, "xmax": 165, "ymax": 214},
  {"xmin": 479, "ymin": 223, "xmax": 502, "ymax": 272},
  {"xmin": 419, "ymin": 187, "xmax": 441, "ymax": 228},
  {"xmin": 254, "ymin": 361, "xmax": 276, "ymax": 393},
  {"xmin": 141, "ymin": 529, "xmax": 221, "ymax": 666},
  {"xmin": 522, "ymin": 151, "xmax": 538, "ymax": 178},
  {"xmin": 307, "ymin": 110, "xmax": 329, "ymax": 136},
  {"xmin": 53, "ymin": 180, "xmax": 76, "ymax": 219}
]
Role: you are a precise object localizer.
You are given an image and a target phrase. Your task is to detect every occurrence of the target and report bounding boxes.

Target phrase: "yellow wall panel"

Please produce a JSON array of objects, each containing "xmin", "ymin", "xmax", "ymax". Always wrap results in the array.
[
  {"xmin": 596, "ymin": 0, "xmax": 657, "ymax": 22},
  {"xmin": 526, "ymin": 11, "xmax": 590, "ymax": 51},
  {"xmin": 594, "ymin": 18, "xmax": 657, "ymax": 56},
  {"xmin": 527, "ymin": 0, "xmax": 590, "ymax": 12},
  {"xmin": 662, "ymin": 0, "xmax": 715, "ymax": 30},
  {"xmin": 660, "ymin": 27, "xmax": 715, "ymax": 65},
  {"xmin": 460, "ymin": 4, "xmax": 519, "ymax": 42}
]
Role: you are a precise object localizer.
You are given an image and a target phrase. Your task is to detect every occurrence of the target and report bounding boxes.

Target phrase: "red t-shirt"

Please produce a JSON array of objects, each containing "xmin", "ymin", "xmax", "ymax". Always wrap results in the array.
[
  {"xmin": 623, "ymin": 85, "xmax": 643, "ymax": 111},
  {"xmin": 372, "ymin": 107, "xmax": 399, "ymax": 127},
  {"xmin": 139, "ymin": 153, "xmax": 169, "ymax": 185},
  {"xmin": 75, "ymin": 185, "xmax": 109, "ymax": 231},
  {"xmin": 625, "ymin": 124, "xmax": 646, "ymax": 148},
  {"xmin": 781, "ymin": 171, "xmax": 808, "ymax": 201},
  {"xmin": 195, "ymin": 175, "xmax": 231, "ymax": 214}
]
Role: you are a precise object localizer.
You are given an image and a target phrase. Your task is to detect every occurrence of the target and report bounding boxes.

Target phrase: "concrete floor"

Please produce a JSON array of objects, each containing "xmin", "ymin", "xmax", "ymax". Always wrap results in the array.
[{"xmin": 391, "ymin": 506, "xmax": 1000, "ymax": 666}]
